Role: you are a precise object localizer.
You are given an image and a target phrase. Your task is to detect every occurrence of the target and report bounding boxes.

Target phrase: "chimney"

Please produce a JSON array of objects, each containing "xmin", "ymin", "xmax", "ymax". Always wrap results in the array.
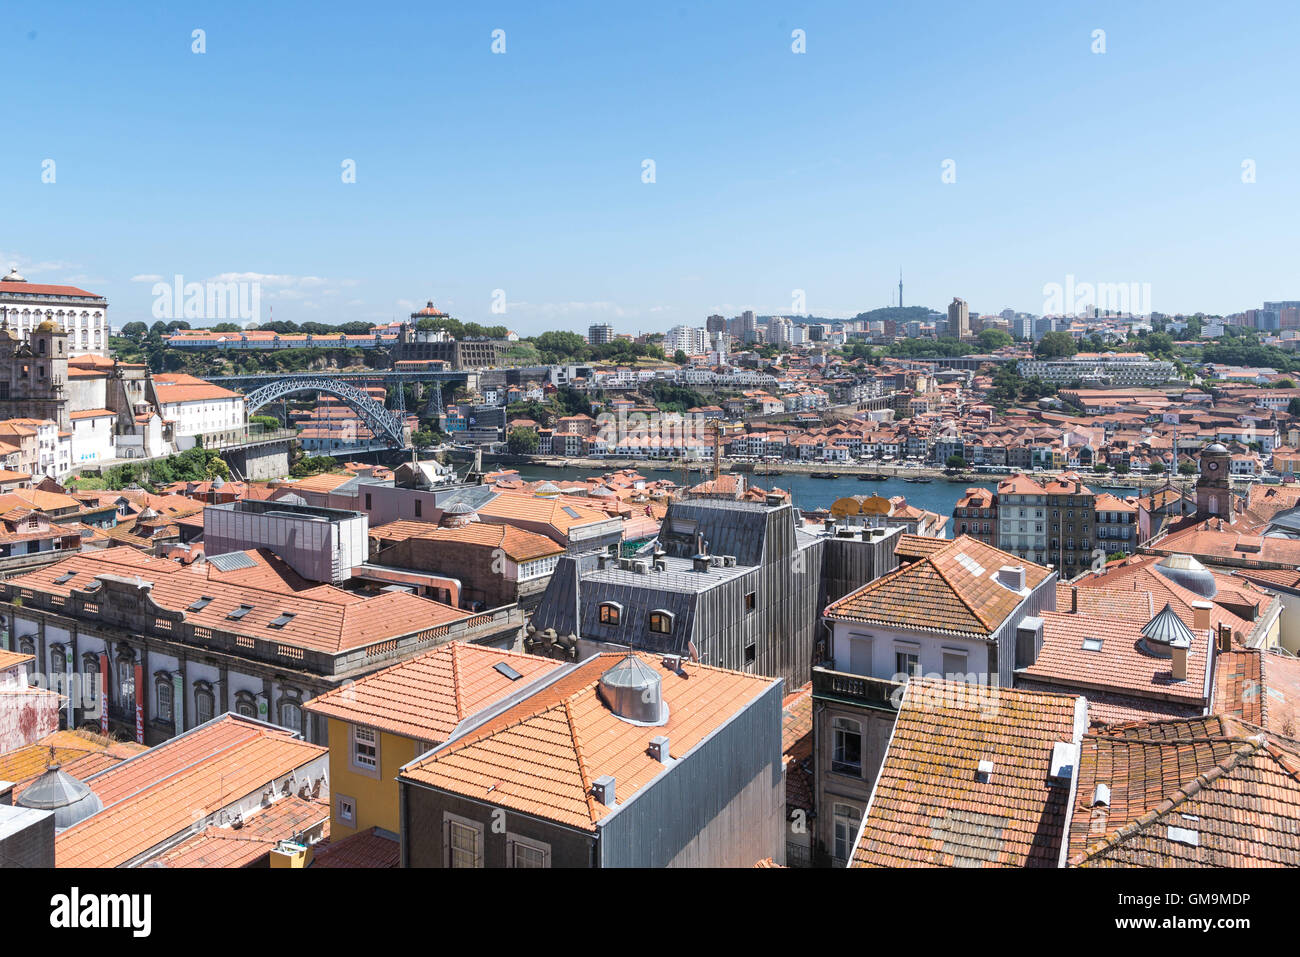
[
  {"xmin": 1171, "ymin": 643, "xmax": 1188, "ymax": 681},
  {"xmin": 1192, "ymin": 600, "xmax": 1212, "ymax": 633},
  {"xmin": 591, "ymin": 775, "xmax": 616, "ymax": 806},
  {"xmin": 1217, "ymin": 623, "xmax": 1233, "ymax": 653},
  {"xmin": 1070, "ymin": 586, "xmax": 1078, "ymax": 613},
  {"xmin": 648, "ymin": 736, "xmax": 670, "ymax": 764}
]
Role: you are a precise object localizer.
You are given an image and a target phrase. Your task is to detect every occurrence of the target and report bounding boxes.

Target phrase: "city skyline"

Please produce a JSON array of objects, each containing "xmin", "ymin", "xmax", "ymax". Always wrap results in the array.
[{"xmin": 6, "ymin": 1, "xmax": 1300, "ymax": 333}]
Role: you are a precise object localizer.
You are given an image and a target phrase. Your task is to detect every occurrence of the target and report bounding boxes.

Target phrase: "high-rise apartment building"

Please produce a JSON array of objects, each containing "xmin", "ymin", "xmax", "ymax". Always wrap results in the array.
[
  {"xmin": 948, "ymin": 297, "xmax": 970, "ymax": 339},
  {"xmin": 588, "ymin": 323, "xmax": 614, "ymax": 345}
]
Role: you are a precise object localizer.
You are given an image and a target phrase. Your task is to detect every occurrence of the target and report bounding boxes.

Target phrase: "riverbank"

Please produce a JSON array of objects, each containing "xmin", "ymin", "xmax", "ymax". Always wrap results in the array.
[{"xmin": 482, "ymin": 453, "xmax": 1216, "ymax": 491}]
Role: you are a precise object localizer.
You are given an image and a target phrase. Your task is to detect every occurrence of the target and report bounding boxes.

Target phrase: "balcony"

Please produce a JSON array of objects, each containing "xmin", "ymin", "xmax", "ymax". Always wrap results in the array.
[{"xmin": 812, "ymin": 665, "xmax": 901, "ymax": 713}]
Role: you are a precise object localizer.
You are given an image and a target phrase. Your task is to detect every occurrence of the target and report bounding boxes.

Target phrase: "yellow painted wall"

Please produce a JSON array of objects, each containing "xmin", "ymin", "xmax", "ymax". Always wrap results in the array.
[{"xmin": 325, "ymin": 717, "xmax": 424, "ymax": 838}]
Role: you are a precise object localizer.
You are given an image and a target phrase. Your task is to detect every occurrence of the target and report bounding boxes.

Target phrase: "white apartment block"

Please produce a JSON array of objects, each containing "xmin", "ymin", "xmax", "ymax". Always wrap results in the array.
[{"xmin": 1017, "ymin": 352, "xmax": 1175, "ymax": 386}]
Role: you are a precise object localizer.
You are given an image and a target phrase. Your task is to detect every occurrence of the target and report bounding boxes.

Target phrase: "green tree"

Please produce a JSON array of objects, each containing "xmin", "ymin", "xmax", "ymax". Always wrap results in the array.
[
  {"xmin": 946, "ymin": 454, "xmax": 967, "ymax": 469},
  {"xmin": 977, "ymin": 329, "xmax": 1013, "ymax": 350},
  {"xmin": 1178, "ymin": 460, "xmax": 1198, "ymax": 475},
  {"xmin": 120, "ymin": 321, "xmax": 148, "ymax": 340},
  {"xmin": 411, "ymin": 429, "xmax": 435, "ymax": 449},
  {"xmin": 506, "ymin": 427, "xmax": 540, "ymax": 455},
  {"xmin": 1148, "ymin": 460, "xmax": 1166, "ymax": 474},
  {"xmin": 1114, "ymin": 462, "xmax": 1130, "ymax": 474},
  {"xmin": 673, "ymin": 349, "xmax": 688, "ymax": 365},
  {"xmin": 1035, "ymin": 332, "xmax": 1078, "ymax": 359}
]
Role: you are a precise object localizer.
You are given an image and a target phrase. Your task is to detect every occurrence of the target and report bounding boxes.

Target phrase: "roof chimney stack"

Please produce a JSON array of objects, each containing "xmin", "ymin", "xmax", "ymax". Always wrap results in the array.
[
  {"xmin": 648, "ymin": 736, "xmax": 670, "ymax": 764},
  {"xmin": 1192, "ymin": 600, "xmax": 1212, "ymax": 633},
  {"xmin": 591, "ymin": 775, "xmax": 616, "ymax": 807},
  {"xmin": 1217, "ymin": 623, "xmax": 1233, "ymax": 653},
  {"xmin": 1171, "ymin": 643, "xmax": 1188, "ymax": 681}
]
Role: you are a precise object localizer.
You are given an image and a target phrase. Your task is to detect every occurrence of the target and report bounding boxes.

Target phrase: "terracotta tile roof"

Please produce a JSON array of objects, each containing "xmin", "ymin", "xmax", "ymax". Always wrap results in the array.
[
  {"xmin": 371, "ymin": 520, "xmax": 564, "ymax": 562},
  {"xmin": 310, "ymin": 827, "xmax": 400, "ymax": 868},
  {"xmin": 400, "ymin": 654, "xmax": 775, "ymax": 831},
  {"xmin": 151, "ymin": 796, "xmax": 329, "ymax": 868},
  {"xmin": 68, "ymin": 408, "xmax": 116, "ymax": 420},
  {"xmin": 6, "ymin": 547, "xmax": 474, "ymax": 654},
  {"xmin": 0, "ymin": 730, "xmax": 145, "ymax": 799},
  {"xmin": 474, "ymin": 491, "xmax": 609, "ymax": 534},
  {"xmin": 1021, "ymin": 608, "xmax": 1210, "ymax": 706},
  {"xmin": 893, "ymin": 533, "xmax": 949, "ymax": 561},
  {"xmin": 0, "ymin": 648, "xmax": 33, "ymax": 672},
  {"xmin": 151, "ymin": 373, "xmax": 243, "ymax": 404},
  {"xmin": 826, "ymin": 535, "xmax": 1052, "ymax": 638},
  {"xmin": 1214, "ymin": 647, "xmax": 1300, "ymax": 737},
  {"xmin": 282, "ymin": 472, "xmax": 356, "ymax": 494},
  {"xmin": 0, "ymin": 280, "xmax": 102, "ymax": 298},
  {"xmin": 851, "ymin": 678, "xmax": 1083, "ymax": 868},
  {"xmin": 1073, "ymin": 564, "xmax": 1255, "ymax": 641},
  {"xmin": 782, "ymin": 683, "xmax": 814, "ymax": 814},
  {"xmin": 303, "ymin": 642, "xmax": 563, "ymax": 742},
  {"xmin": 1066, "ymin": 715, "xmax": 1300, "ymax": 867},
  {"xmin": 56, "ymin": 716, "xmax": 326, "ymax": 868}
]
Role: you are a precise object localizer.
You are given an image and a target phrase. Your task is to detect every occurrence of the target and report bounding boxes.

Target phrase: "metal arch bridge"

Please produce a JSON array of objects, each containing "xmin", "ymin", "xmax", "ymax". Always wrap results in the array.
[{"xmin": 243, "ymin": 376, "xmax": 408, "ymax": 447}]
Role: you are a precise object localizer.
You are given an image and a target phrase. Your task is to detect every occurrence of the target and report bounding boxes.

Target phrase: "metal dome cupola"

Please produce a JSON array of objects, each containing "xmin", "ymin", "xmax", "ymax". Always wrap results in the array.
[
  {"xmin": 17, "ymin": 765, "xmax": 103, "ymax": 831},
  {"xmin": 598, "ymin": 655, "xmax": 669, "ymax": 725},
  {"xmin": 1140, "ymin": 602, "xmax": 1195, "ymax": 657}
]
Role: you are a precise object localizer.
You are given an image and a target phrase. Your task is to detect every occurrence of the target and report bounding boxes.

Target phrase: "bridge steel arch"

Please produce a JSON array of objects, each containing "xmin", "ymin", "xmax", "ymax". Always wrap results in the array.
[{"xmin": 243, "ymin": 376, "xmax": 408, "ymax": 447}]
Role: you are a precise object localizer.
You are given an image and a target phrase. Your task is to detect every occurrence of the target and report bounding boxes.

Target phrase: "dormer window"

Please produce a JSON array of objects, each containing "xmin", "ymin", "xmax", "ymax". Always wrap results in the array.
[
  {"xmin": 227, "ymin": 603, "xmax": 254, "ymax": 621},
  {"xmin": 599, "ymin": 602, "xmax": 622, "ymax": 626},
  {"xmin": 649, "ymin": 610, "xmax": 674, "ymax": 635}
]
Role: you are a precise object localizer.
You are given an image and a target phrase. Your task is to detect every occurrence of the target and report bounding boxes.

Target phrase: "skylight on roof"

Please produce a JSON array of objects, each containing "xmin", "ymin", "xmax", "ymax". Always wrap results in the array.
[
  {"xmin": 268, "ymin": 612, "xmax": 296, "ymax": 629},
  {"xmin": 188, "ymin": 596, "xmax": 213, "ymax": 611},
  {"xmin": 494, "ymin": 662, "xmax": 523, "ymax": 681},
  {"xmin": 1082, "ymin": 637, "xmax": 1103, "ymax": 651},
  {"xmin": 226, "ymin": 604, "xmax": 253, "ymax": 620},
  {"xmin": 561, "ymin": 506, "xmax": 581, "ymax": 519},
  {"xmin": 53, "ymin": 571, "xmax": 76, "ymax": 584}
]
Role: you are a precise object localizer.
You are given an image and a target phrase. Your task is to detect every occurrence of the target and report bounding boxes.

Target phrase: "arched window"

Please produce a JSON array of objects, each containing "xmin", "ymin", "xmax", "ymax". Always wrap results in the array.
[
  {"xmin": 279, "ymin": 696, "xmax": 303, "ymax": 734},
  {"xmin": 18, "ymin": 636, "xmax": 34, "ymax": 658},
  {"xmin": 233, "ymin": 691, "xmax": 259, "ymax": 719},
  {"xmin": 81, "ymin": 653, "xmax": 100, "ymax": 705},
  {"xmin": 154, "ymin": 673, "xmax": 174, "ymax": 723},
  {"xmin": 648, "ymin": 610, "xmax": 674, "ymax": 635},
  {"xmin": 116, "ymin": 658, "xmax": 135, "ymax": 712},
  {"xmin": 599, "ymin": 602, "xmax": 622, "ymax": 626},
  {"xmin": 194, "ymin": 680, "xmax": 215, "ymax": 725}
]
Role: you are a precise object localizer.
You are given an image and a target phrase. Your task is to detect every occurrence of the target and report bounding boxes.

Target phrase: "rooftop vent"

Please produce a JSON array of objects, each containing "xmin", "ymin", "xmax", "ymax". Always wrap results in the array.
[
  {"xmin": 976, "ymin": 759, "xmax": 994, "ymax": 782},
  {"xmin": 1092, "ymin": 783, "xmax": 1111, "ymax": 807},
  {"xmin": 996, "ymin": 565, "xmax": 1026, "ymax": 592},
  {"xmin": 591, "ymin": 775, "xmax": 616, "ymax": 807},
  {"xmin": 648, "ymin": 735, "xmax": 671, "ymax": 764},
  {"xmin": 598, "ymin": 656, "xmax": 666, "ymax": 725}
]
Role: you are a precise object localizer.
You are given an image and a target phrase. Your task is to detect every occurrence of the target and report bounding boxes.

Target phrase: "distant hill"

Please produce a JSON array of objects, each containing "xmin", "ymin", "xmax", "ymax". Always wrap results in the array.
[{"xmin": 852, "ymin": 306, "xmax": 941, "ymax": 323}]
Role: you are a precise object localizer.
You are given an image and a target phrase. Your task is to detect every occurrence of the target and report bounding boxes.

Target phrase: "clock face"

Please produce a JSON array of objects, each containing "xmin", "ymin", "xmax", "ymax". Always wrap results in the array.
[{"xmin": 1208, "ymin": 461, "xmax": 1219, "ymax": 472}]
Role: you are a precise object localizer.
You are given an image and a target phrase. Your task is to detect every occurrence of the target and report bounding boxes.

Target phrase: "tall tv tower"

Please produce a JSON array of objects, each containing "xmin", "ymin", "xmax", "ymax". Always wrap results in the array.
[{"xmin": 898, "ymin": 268, "xmax": 903, "ymax": 308}]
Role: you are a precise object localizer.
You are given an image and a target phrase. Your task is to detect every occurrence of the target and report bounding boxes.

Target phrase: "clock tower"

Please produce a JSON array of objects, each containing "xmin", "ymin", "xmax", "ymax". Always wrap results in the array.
[{"xmin": 1196, "ymin": 442, "xmax": 1232, "ymax": 520}]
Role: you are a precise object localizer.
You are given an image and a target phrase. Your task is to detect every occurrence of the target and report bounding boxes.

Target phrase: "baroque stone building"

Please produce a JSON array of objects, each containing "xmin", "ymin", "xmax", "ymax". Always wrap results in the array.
[{"xmin": 0, "ymin": 268, "xmax": 108, "ymax": 357}]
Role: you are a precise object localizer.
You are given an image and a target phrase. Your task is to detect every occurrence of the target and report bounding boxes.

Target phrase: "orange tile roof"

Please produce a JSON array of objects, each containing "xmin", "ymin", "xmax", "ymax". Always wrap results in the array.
[
  {"xmin": 474, "ymin": 491, "xmax": 610, "ymax": 534},
  {"xmin": 782, "ymin": 684, "xmax": 813, "ymax": 814},
  {"xmin": 372, "ymin": 520, "xmax": 564, "ymax": 562},
  {"xmin": 57, "ymin": 716, "xmax": 326, "ymax": 868},
  {"xmin": 1066, "ymin": 715, "xmax": 1300, "ymax": 867},
  {"xmin": 0, "ymin": 648, "xmax": 33, "ymax": 672},
  {"xmin": 825, "ymin": 535, "xmax": 1052, "ymax": 637},
  {"xmin": 0, "ymin": 730, "xmax": 145, "ymax": 798},
  {"xmin": 851, "ymin": 678, "xmax": 1083, "ymax": 868},
  {"xmin": 310, "ymin": 827, "xmax": 400, "ymax": 868},
  {"xmin": 1214, "ymin": 647, "xmax": 1300, "ymax": 737},
  {"xmin": 151, "ymin": 374, "xmax": 242, "ymax": 403},
  {"xmin": 68, "ymin": 408, "xmax": 115, "ymax": 420},
  {"xmin": 400, "ymin": 653, "xmax": 775, "ymax": 831},
  {"xmin": 5, "ymin": 547, "xmax": 472, "ymax": 654},
  {"xmin": 304, "ymin": 642, "xmax": 563, "ymax": 742},
  {"xmin": 150, "ymin": 796, "xmax": 329, "ymax": 867}
]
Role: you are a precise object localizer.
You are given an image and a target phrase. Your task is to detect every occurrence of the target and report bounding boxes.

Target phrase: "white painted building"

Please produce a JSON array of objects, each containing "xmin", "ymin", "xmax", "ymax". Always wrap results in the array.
[
  {"xmin": 0, "ymin": 268, "xmax": 109, "ymax": 356},
  {"xmin": 69, "ymin": 409, "xmax": 116, "ymax": 466},
  {"xmin": 150, "ymin": 373, "xmax": 247, "ymax": 448}
]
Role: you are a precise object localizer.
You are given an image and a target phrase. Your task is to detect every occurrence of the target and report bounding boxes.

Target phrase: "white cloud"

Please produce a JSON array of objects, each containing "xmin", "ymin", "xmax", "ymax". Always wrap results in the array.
[{"xmin": 130, "ymin": 274, "xmax": 164, "ymax": 283}]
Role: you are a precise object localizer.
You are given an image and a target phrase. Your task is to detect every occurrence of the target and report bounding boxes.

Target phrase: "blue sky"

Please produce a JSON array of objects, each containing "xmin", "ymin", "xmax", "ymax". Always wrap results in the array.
[{"xmin": 4, "ymin": 1, "xmax": 1299, "ymax": 333}]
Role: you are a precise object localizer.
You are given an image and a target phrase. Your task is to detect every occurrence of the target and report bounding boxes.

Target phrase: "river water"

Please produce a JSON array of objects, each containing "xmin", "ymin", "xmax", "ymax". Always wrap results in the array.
[{"xmin": 510, "ymin": 464, "xmax": 1139, "ymax": 516}]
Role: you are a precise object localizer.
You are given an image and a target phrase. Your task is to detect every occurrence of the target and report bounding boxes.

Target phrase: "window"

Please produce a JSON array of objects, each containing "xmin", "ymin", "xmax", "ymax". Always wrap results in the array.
[
  {"xmin": 117, "ymin": 659, "xmax": 135, "ymax": 712},
  {"xmin": 507, "ymin": 835, "xmax": 551, "ymax": 868},
  {"xmin": 446, "ymin": 814, "xmax": 484, "ymax": 868},
  {"xmin": 268, "ymin": 612, "xmax": 296, "ymax": 629},
  {"xmin": 155, "ymin": 675, "xmax": 173, "ymax": 722},
  {"xmin": 195, "ymin": 683, "xmax": 215, "ymax": 725},
  {"xmin": 599, "ymin": 602, "xmax": 622, "ymax": 626},
  {"xmin": 415, "ymin": 500, "xmax": 422, "ymax": 518},
  {"xmin": 280, "ymin": 699, "xmax": 302, "ymax": 733},
  {"xmin": 649, "ymin": 610, "xmax": 674, "ymax": 634},
  {"xmin": 831, "ymin": 717, "xmax": 863, "ymax": 775},
  {"xmin": 352, "ymin": 725, "xmax": 378, "ymax": 772},
  {"xmin": 744, "ymin": 592, "xmax": 756, "ymax": 612},
  {"xmin": 227, "ymin": 604, "xmax": 253, "ymax": 621},
  {"xmin": 365, "ymin": 493, "xmax": 372, "ymax": 510},
  {"xmin": 942, "ymin": 649, "xmax": 969, "ymax": 680},
  {"xmin": 337, "ymin": 795, "xmax": 356, "ymax": 827},
  {"xmin": 234, "ymin": 691, "xmax": 258, "ymax": 718},
  {"xmin": 188, "ymin": 596, "xmax": 213, "ymax": 611},
  {"xmin": 832, "ymin": 804, "xmax": 862, "ymax": 863},
  {"xmin": 895, "ymin": 649, "xmax": 920, "ymax": 679},
  {"xmin": 1082, "ymin": 637, "xmax": 1103, "ymax": 652}
]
